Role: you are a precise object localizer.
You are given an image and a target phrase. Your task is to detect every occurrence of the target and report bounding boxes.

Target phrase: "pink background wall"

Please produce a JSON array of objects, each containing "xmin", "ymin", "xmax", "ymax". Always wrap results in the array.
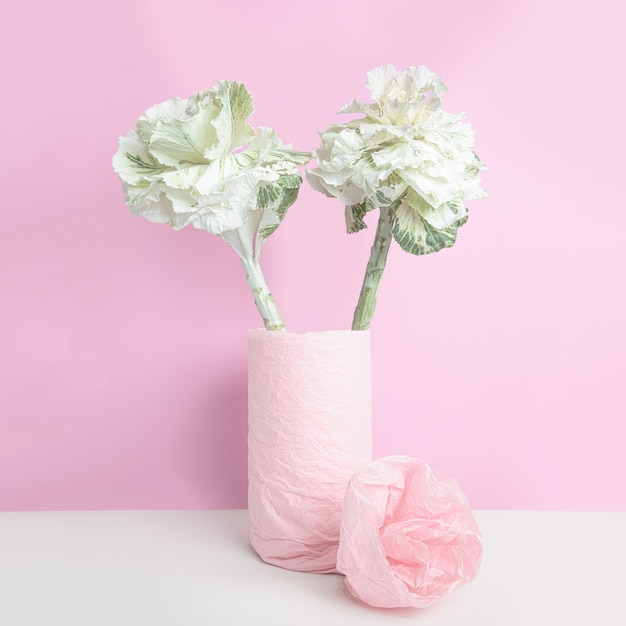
[{"xmin": 1, "ymin": 0, "xmax": 624, "ymax": 512}]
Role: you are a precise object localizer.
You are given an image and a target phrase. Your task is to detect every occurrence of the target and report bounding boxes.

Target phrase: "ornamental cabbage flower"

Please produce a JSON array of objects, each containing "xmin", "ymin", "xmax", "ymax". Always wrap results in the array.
[
  {"xmin": 307, "ymin": 64, "xmax": 486, "ymax": 255},
  {"xmin": 337, "ymin": 456, "xmax": 483, "ymax": 608},
  {"xmin": 306, "ymin": 65, "xmax": 487, "ymax": 330},
  {"xmin": 113, "ymin": 81, "xmax": 310, "ymax": 261},
  {"xmin": 113, "ymin": 81, "xmax": 310, "ymax": 330}
]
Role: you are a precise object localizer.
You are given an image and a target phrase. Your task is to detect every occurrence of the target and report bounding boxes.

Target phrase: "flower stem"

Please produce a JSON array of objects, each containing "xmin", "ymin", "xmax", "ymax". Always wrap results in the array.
[
  {"xmin": 240, "ymin": 255, "xmax": 286, "ymax": 331},
  {"xmin": 351, "ymin": 204, "xmax": 397, "ymax": 331}
]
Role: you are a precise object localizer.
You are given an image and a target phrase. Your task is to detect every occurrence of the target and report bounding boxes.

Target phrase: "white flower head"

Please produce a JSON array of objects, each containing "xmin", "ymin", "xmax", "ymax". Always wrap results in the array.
[
  {"xmin": 113, "ymin": 81, "xmax": 310, "ymax": 260},
  {"xmin": 306, "ymin": 65, "xmax": 487, "ymax": 255}
]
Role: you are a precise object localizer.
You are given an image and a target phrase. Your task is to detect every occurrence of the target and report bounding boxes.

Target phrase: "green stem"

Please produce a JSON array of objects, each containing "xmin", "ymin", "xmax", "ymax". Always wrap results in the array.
[
  {"xmin": 240, "ymin": 255, "xmax": 286, "ymax": 331},
  {"xmin": 351, "ymin": 204, "xmax": 397, "ymax": 331}
]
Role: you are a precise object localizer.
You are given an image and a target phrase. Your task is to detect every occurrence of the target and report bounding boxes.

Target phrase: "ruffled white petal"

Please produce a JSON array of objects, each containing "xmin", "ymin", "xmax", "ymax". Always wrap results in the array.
[
  {"xmin": 113, "ymin": 81, "xmax": 310, "ymax": 256},
  {"xmin": 307, "ymin": 64, "xmax": 486, "ymax": 251}
]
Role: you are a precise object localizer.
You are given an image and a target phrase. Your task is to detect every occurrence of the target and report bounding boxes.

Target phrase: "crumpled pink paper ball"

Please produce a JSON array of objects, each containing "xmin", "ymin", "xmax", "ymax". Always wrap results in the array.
[{"xmin": 337, "ymin": 455, "xmax": 483, "ymax": 608}]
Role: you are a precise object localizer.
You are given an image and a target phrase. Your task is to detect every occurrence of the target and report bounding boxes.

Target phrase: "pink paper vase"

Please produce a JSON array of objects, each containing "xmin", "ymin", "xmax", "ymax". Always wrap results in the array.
[{"xmin": 247, "ymin": 329, "xmax": 372, "ymax": 573}]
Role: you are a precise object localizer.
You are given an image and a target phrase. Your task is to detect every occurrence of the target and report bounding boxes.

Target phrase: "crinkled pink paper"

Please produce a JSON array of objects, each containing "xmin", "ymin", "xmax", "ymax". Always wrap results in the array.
[
  {"xmin": 248, "ymin": 330, "xmax": 372, "ymax": 573},
  {"xmin": 337, "ymin": 455, "xmax": 483, "ymax": 608}
]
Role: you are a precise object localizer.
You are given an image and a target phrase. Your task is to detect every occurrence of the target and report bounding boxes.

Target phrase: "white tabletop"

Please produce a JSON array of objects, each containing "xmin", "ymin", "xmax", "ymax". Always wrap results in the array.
[{"xmin": 0, "ymin": 509, "xmax": 624, "ymax": 625}]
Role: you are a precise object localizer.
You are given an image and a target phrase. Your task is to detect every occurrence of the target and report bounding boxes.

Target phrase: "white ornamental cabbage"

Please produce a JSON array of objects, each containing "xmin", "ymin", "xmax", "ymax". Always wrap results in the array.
[
  {"xmin": 307, "ymin": 65, "xmax": 487, "ymax": 255},
  {"xmin": 113, "ymin": 81, "xmax": 310, "ymax": 261}
]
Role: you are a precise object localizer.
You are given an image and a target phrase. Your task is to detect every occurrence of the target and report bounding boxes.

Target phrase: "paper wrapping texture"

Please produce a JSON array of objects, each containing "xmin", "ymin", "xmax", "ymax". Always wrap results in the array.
[
  {"xmin": 248, "ymin": 329, "xmax": 372, "ymax": 573},
  {"xmin": 337, "ymin": 456, "xmax": 483, "ymax": 608}
]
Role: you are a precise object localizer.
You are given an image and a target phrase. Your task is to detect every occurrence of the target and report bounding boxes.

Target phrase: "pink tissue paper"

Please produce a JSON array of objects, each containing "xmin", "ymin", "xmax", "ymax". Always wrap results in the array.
[
  {"xmin": 248, "ymin": 329, "xmax": 372, "ymax": 573},
  {"xmin": 337, "ymin": 455, "xmax": 483, "ymax": 608}
]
